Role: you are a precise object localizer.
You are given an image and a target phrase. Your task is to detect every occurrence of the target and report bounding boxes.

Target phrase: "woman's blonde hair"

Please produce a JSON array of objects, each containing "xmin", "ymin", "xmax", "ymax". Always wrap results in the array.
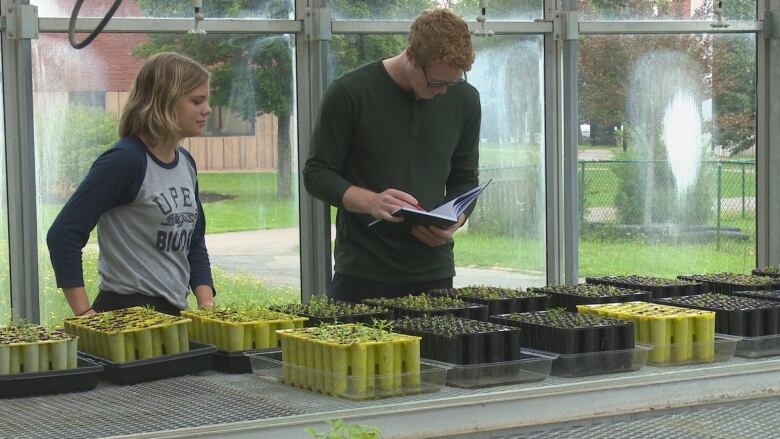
[
  {"xmin": 119, "ymin": 52, "xmax": 209, "ymax": 146},
  {"xmin": 408, "ymin": 8, "xmax": 475, "ymax": 71}
]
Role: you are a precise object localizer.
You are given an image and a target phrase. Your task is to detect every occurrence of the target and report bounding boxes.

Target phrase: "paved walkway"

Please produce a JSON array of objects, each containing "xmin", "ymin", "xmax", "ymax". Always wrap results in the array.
[{"xmin": 205, "ymin": 227, "xmax": 546, "ymax": 291}]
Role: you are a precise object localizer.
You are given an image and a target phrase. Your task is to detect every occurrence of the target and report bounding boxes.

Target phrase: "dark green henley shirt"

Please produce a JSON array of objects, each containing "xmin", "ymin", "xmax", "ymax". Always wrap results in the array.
[{"xmin": 303, "ymin": 60, "xmax": 481, "ymax": 283}]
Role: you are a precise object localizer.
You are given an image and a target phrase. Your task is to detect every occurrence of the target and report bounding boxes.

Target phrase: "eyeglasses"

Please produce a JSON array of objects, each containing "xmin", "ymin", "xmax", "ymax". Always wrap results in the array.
[{"xmin": 422, "ymin": 66, "xmax": 467, "ymax": 88}]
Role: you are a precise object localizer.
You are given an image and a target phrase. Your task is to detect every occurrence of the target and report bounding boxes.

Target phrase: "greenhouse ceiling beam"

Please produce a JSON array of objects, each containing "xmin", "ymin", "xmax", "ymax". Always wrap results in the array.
[
  {"xmin": 331, "ymin": 20, "xmax": 551, "ymax": 35},
  {"xmin": 36, "ymin": 17, "xmax": 302, "ymax": 34},
  {"xmin": 580, "ymin": 20, "xmax": 763, "ymax": 35},
  {"xmin": 34, "ymin": 18, "xmax": 555, "ymax": 35}
]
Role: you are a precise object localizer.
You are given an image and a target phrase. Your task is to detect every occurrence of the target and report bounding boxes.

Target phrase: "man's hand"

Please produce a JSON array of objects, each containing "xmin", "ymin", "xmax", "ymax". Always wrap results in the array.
[
  {"xmin": 343, "ymin": 186, "xmax": 421, "ymax": 223},
  {"xmin": 411, "ymin": 214, "xmax": 466, "ymax": 247}
]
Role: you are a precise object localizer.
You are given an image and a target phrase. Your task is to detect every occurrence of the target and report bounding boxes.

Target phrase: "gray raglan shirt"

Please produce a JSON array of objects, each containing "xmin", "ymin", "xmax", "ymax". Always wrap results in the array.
[{"xmin": 47, "ymin": 135, "xmax": 214, "ymax": 310}]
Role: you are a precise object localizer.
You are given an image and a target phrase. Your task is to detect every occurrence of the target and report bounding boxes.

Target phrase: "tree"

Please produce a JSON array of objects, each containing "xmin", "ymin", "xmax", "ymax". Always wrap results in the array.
[{"xmin": 135, "ymin": 0, "xmax": 296, "ymax": 197}]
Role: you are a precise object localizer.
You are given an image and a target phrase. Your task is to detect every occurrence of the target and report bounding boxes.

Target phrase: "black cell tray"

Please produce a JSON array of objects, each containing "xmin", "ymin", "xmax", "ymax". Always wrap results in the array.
[
  {"xmin": 79, "ymin": 342, "xmax": 216, "ymax": 384},
  {"xmin": 428, "ymin": 288, "xmax": 551, "ymax": 315},
  {"xmin": 363, "ymin": 301, "xmax": 489, "ymax": 321},
  {"xmin": 393, "ymin": 320, "xmax": 523, "ymax": 365},
  {"xmin": 730, "ymin": 290, "xmax": 780, "ymax": 302},
  {"xmin": 752, "ymin": 268, "xmax": 780, "ymax": 278},
  {"xmin": 529, "ymin": 286, "xmax": 651, "ymax": 312},
  {"xmin": 212, "ymin": 347, "xmax": 280, "ymax": 374},
  {"xmin": 678, "ymin": 275, "xmax": 780, "ymax": 295},
  {"xmin": 656, "ymin": 295, "xmax": 780, "ymax": 337},
  {"xmin": 490, "ymin": 313, "xmax": 635, "ymax": 354},
  {"xmin": 0, "ymin": 358, "xmax": 103, "ymax": 398},
  {"xmin": 586, "ymin": 277, "xmax": 702, "ymax": 299}
]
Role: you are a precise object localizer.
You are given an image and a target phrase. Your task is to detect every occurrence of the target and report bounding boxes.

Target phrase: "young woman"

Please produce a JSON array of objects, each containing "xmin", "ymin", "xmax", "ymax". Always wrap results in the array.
[{"xmin": 47, "ymin": 52, "xmax": 216, "ymax": 316}]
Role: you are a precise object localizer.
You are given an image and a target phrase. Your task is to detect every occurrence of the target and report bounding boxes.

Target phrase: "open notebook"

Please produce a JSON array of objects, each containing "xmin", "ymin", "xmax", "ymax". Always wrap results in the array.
[{"xmin": 368, "ymin": 179, "xmax": 491, "ymax": 229}]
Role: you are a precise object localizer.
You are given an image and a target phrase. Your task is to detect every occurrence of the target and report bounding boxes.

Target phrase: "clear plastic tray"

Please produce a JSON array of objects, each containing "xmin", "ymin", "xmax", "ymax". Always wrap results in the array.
[
  {"xmin": 424, "ymin": 350, "xmax": 557, "ymax": 389},
  {"xmin": 247, "ymin": 351, "xmax": 449, "ymax": 400},
  {"xmin": 534, "ymin": 344, "xmax": 653, "ymax": 378},
  {"xmin": 647, "ymin": 334, "xmax": 740, "ymax": 367},
  {"xmin": 734, "ymin": 333, "xmax": 780, "ymax": 358}
]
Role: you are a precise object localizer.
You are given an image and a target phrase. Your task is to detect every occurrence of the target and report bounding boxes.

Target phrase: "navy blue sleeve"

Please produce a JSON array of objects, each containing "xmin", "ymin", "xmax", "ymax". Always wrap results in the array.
[
  {"xmin": 181, "ymin": 149, "xmax": 215, "ymax": 296},
  {"xmin": 47, "ymin": 142, "xmax": 146, "ymax": 288}
]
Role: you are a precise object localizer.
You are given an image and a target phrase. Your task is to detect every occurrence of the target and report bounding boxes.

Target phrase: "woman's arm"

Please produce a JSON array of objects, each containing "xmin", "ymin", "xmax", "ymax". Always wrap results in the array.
[{"xmin": 63, "ymin": 287, "xmax": 96, "ymax": 316}]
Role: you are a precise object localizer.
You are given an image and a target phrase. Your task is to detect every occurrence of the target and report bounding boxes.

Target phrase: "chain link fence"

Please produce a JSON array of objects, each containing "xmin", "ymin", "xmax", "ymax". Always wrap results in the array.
[{"xmin": 579, "ymin": 159, "xmax": 755, "ymax": 248}]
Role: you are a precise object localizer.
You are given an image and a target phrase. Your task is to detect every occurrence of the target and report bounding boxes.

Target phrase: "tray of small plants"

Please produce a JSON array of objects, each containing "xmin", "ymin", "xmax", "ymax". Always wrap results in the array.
[
  {"xmin": 586, "ymin": 276, "xmax": 702, "ymax": 299},
  {"xmin": 489, "ymin": 309, "xmax": 650, "ymax": 377},
  {"xmin": 363, "ymin": 293, "xmax": 488, "ymax": 321},
  {"xmin": 728, "ymin": 290, "xmax": 780, "ymax": 302},
  {"xmin": 64, "ymin": 306, "xmax": 216, "ymax": 384},
  {"xmin": 655, "ymin": 294, "xmax": 780, "ymax": 358},
  {"xmin": 677, "ymin": 272, "xmax": 780, "ymax": 295},
  {"xmin": 752, "ymin": 266, "xmax": 780, "ymax": 278},
  {"xmin": 182, "ymin": 305, "xmax": 307, "ymax": 373},
  {"xmin": 1, "ymin": 322, "xmax": 103, "ymax": 397},
  {"xmin": 577, "ymin": 302, "xmax": 739, "ymax": 367},
  {"xmin": 247, "ymin": 323, "xmax": 449, "ymax": 400},
  {"xmin": 428, "ymin": 285, "xmax": 551, "ymax": 316},
  {"xmin": 527, "ymin": 284, "xmax": 651, "ymax": 312},
  {"xmin": 392, "ymin": 315, "xmax": 555, "ymax": 388},
  {"xmin": 270, "ymin": 295, "xmax": 392, "ymax": 326}
]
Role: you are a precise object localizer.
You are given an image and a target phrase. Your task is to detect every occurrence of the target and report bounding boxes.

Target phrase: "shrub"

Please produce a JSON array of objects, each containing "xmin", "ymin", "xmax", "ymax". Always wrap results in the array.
[{"xmin": 36, "ymin": 104, "xmax": 119, "ymax": 202}]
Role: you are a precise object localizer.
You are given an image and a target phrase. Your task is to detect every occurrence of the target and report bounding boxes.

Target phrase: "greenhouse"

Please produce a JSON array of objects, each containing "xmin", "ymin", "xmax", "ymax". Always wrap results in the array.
[{"xmin": 2, "ymin": 0, "xmax": 780, "ymax": 438}]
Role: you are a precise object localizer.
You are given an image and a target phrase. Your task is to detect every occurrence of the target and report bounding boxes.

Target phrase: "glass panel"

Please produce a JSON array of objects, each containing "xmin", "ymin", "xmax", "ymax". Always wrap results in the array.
[
  {"xmin": 328, "ymin": 0, "xmax": 543, "ymax": 21},
  {"xmin": 578, "ymin": 33, "xmax": 756, "ymax": 278},
  {"xmin": 0, "ymin": 43, "xmax": 9, "ymax": 325},
  {"xmin": 33, "ymin": 0, "xmax": 294, "ymax": 19},
  {"xmin": 328, "ymin": 35, "xmax": 546, "ymax": 289},
  {"xmin": 579, "ymin": 0, "xmax": 756, "ymax": 21},
  {"xmin": 34, "ymin": 32, "xmax": 299, "ymax": 326}
]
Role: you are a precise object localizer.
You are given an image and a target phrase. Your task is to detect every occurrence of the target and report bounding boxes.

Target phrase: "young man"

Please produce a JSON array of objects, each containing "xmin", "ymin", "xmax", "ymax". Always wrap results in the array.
[{"xmin": 303, "ymin": 8, "xmax": 481, "ymax": 303}]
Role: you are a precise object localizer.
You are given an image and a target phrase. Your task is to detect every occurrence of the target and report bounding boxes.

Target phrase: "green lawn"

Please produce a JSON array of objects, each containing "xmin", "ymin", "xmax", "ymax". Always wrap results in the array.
[
  {"xmin": 199, "ymin": 172, "xmax": 299, "ymax": 232},
  {"xmin": 454, "ymin": 230, "xmax": 755, "ymax": 279}
]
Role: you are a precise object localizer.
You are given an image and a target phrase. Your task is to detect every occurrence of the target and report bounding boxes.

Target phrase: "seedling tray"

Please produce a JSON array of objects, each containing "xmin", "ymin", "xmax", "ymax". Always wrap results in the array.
[
  {"xmin": 729, "ymin": 290, "xmax": 780, "ymax": 302},
  {"xmin": 248, "ymin": 351, "xmax": 448, "ymax": 400},
  {"xmin": 270, "ymin": 299, "xmax": 393, "ymax": 327},
  {"xmin": 0, "ymin": 357, "xmax": 103, "ymax": 398},
  {"xmin": 393, "ymin": 316, "xmax": 523, "ymax": 364},
  {"xmin": 79, "ymin": 342, "xmax": 216, "ymax": 384},
  {"xmin": 647, "ymin": 334, "xmax": 739, "ymax": 367},
  {"xmin": 678, "ymin": 273, "xmax": 780, "ymax": 295},
  {"xmin": 529, "ymin": 284, "xmax": 651, "ymax": 312},
  {"xmin": 212, "ymin": 347, "xmax": 281, "ymax": 374},
  {"xmin": 655, "ymin": 294, "xmax": 780, "ymax": 337},
  {"xmin": 363, "ymin": 295, "xmax": 488, "ymax": 321},
  {"xmin": 538, "ymin": 344, "xmax": 652, "ymax": 378},
  {"xmin": 182, "ymin": 308, "xmax": 306, "ymax": 351},
  {"xmin": 424, "ymin": 350, "xmax": 555, "ymax": 389},
  {"xmin": 428, "ymin": 287, "xmax": 551, "ymax": 315},
  {"xmin": 578, "ymin": 302, "xmax": 716, "ymax": 365},
  {"xmin": 490, "ymin": 311, "xmax": 635, "ymax": 355},
  {"xmin": 752, "ymin": 268, "xmax": 780, "ymax": 278},
  {"xmin": 586, "ymin": 276, "xmax": 702, "ymax": 299}
]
